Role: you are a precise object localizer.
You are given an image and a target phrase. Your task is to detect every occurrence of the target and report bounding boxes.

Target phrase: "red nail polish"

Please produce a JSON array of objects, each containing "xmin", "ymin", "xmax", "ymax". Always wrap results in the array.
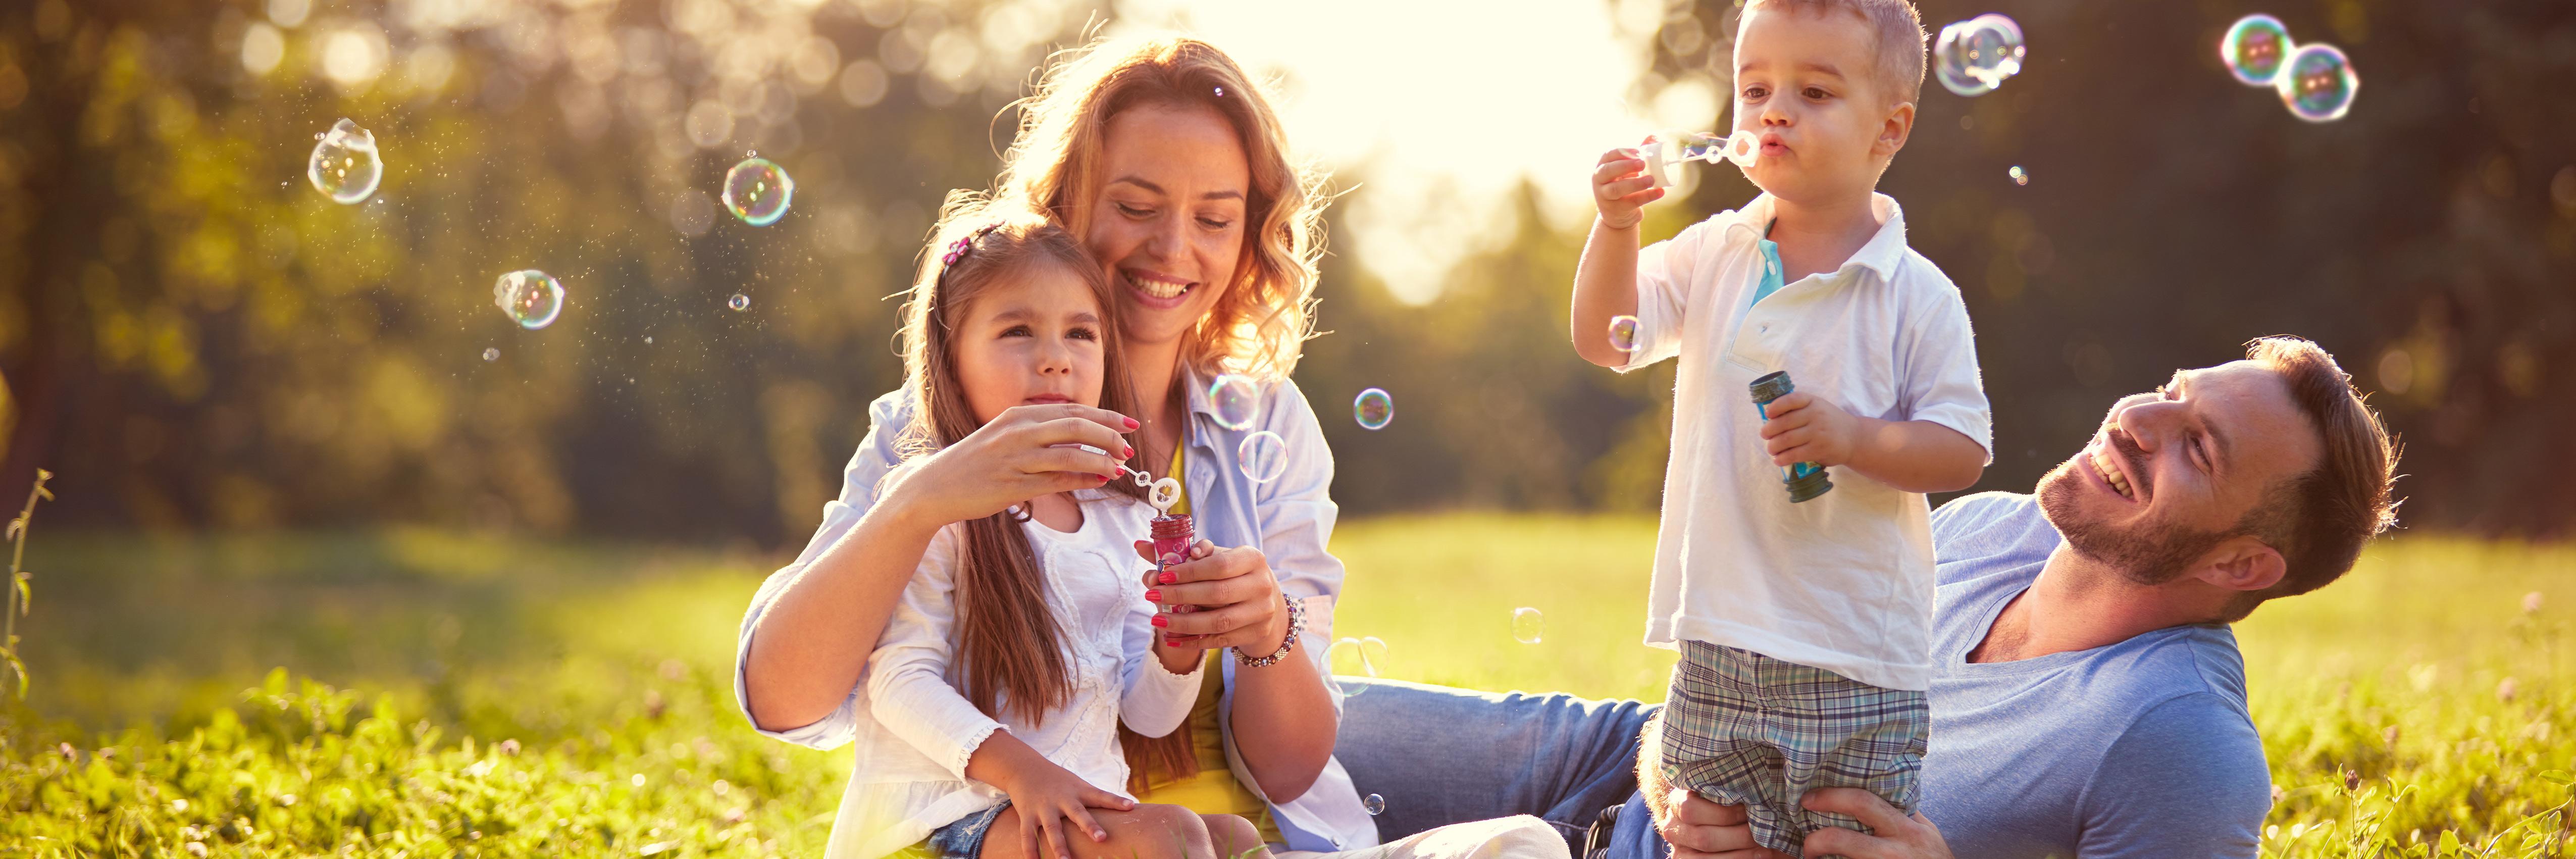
[
  {"xmin": 1123, "ymin": 417, "xmax": 1141, "ymax": 430},
  {"xmin": 1151, "ymin": 615, "xmax": 1168, "ymax": 628},
  {"xmin": 1145, "ymin": 589, "xmax": 1161, "ymax": 602},
  {"xmin": 1122, "ymin": 445, "xmax": 1135, "ymax": 459},
  {"xmin": 1159, "ymin": 571, "xmax": 1177, "ymax": 584},
  {"xmin": 1116, "ymin": 466, "xmax": 1129, "ymax": 477}
]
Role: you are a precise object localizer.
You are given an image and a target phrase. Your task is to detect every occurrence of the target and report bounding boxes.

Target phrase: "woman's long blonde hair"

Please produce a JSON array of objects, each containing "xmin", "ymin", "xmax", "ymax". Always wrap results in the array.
[{"xmin": 942, "ymin": 33, "xmax": 1331, "ymax": 382}]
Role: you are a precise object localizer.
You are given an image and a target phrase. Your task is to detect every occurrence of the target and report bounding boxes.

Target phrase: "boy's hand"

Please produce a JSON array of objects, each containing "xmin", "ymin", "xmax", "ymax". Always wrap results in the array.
[
  {"xmin": 1760, "ymin": 392, "xmax": 1859, "ymax": 468},
  {"xmin": 1592, "ymin": 142, "xmax": 1665, "ymax": 230}
]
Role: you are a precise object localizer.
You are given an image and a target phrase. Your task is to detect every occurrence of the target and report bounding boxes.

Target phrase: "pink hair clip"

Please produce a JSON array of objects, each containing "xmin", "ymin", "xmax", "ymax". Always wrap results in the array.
[{"xmin": 940, "ymin": 223, "xmax": 1004, "ymax": 270}]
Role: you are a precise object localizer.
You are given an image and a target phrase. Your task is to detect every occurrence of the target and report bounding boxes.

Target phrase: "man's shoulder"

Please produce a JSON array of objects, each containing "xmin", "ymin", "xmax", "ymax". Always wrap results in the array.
[{"xmin": 1931, "ymin": 491, "xmax": 2045, "ymax": 542}]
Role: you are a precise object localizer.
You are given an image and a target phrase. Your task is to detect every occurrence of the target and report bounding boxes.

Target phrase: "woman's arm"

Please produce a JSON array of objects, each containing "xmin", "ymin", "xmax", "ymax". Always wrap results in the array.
[{"xmin": 738, "ymin": 398, "xmax": 1139, "ymax": 736}]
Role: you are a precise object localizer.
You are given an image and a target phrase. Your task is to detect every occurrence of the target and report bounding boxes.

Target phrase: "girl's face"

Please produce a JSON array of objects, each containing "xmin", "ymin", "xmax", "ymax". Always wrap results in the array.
[
  {"xmin": 950, "ymin": 263, "xmax": 1110, "ymax": 426},
  {"xmin": 1084, "ymin": 103, "xmax": 1251, "ymax": 349}
]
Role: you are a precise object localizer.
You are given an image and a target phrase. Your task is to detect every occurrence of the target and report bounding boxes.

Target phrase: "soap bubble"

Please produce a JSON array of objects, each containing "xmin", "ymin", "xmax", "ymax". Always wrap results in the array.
[
  {"xmin": 723, "ymin": 157, "xmax": 795, "ymax": 226},
  {"xmin": 1608, "ymin": 315, "xmax": 1640, "ymax": 352},
  {"xmin": 481, "ymin": 347, "xmax": 498, "ymax": 362},
  {"xmin": 2276, "ymin": 43, "xmax": 2357, "ymax": 123},
  {"xmin": 1353, "ymin": 387, "xmax": 1394, "ymax": 431},
  {"xmin": 306, "ymin": 118, "xmax": 383, "ymax": 205},
  {"xmin": 1932, "ymin": 14, "xmax": 2026, "ymax": 97},
  {"xmin": 493, "ymin": 270, "xmax": 565, "ymax": 330},
  {"xmin": 1511, "ymin": 607, "xmax": 1544, "ymax": 644},
  {"xmin": 1327, "ymin": 635, "xmax": 1390, "ymax": 697},
  {"xmin": 2220, "ymin": 14, "xmax": 2294, "ymax": 87},
  {"xmin": 2008, "ymin": 165, "xmax": 2028, "ymax": 186},
  {"xmin": 1363, "ymin": 794, "xmax": 1386, "ymax": 816},
  {"xmin": 1642, "ymin": 131, "xmax": 1758, "ymax": 188},
  {"xmin": 728, "ymin": 293, "xmax": 750, "ymax": 312},
  {"xmin": 1238, "ymin": 430, "xmax": 1286, "ymax": 484},
  {"xmin": 1209, "ymin": 374, "xmax": 1260, "ymax": 431}
]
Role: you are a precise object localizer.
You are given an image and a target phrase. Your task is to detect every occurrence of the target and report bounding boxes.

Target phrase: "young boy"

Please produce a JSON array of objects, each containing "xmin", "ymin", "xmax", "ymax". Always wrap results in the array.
[{"xmin": 1569, "ymin": 1, "xmax": 1991, "ymax": 854}]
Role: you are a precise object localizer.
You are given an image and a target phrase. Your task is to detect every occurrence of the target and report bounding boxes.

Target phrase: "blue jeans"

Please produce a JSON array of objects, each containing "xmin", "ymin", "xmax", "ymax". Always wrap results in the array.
[{"xmin": 1330, "ymin": 677, "xmax": 1662, "ymax": 851}]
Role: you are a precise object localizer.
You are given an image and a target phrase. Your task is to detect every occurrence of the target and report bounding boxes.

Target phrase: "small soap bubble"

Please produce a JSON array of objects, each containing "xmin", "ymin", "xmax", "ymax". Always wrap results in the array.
[
  {"xmin": 2008, "ymin": 165, "xmax": 2028, "ymax": 185},
  {"xmin": 728, "ymin": 293, "xmax": 750, "ymax": 312},
  {"xmin": 306, "ymin": 118, "xmax": 383, "ymax": 205},
  {"xmin": 1363, "ymin": 794, "xmax": 1386, "ymax": 816},
  {"xmin": 723, "ymin": 157, "xmax": 795, "ymax": 226},
  {"xmin": 2276, "ymin": 43, "xmax": 2357, "ymax": 122},
  {"xmin": 1511, "ymin": 607, "xmax": 1544, "ymax": 644},
  {"xmin": 1209, "ymin": 374, "xmax": 1260, "ymax": 431},
  {"xmin": 1608, "ymin": 315, "xmax": 1640, "ymax": 352},
  {"xmin": 2221, "ymin": 14, "xmax": 2294, "ymax": 87},
  {"xmin": 1326, "ymin": 636, "xmax": 1391, "ymax": 694},
  {"xmin": 1238, "ymin": 430, "xmax": 1287, "ymax": 484},
  {"xmin": 482, "ymin": 347, "xmax": 498, "ymax": 362},
  {"xmin": 1932, "ymin": 14, "xmax": 2027, "ymax": 97},
  {"xmin": 492, "ymin": 270, "xmax": 565, "ymax": 330},
  {"xmin": 1353, "ymin": 387, "xmax": 1394, "ymax": 431}
]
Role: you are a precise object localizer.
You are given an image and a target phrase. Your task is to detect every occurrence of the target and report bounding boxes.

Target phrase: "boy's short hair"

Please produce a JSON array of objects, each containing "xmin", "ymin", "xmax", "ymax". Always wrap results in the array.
[{"xmin": 1742, "ymin": 0, "xmax": 1928, "ymax": 106}]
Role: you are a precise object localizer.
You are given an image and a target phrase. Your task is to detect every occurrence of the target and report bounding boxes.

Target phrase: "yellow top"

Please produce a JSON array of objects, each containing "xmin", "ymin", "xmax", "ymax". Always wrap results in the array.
[
  {"xmin": 1134, "ymin": 443, "xmax": 1283, "ymax": 844},
  {"xmin": 1166, "ymin": 442, "xmax": 1190, "ymax": 516}
]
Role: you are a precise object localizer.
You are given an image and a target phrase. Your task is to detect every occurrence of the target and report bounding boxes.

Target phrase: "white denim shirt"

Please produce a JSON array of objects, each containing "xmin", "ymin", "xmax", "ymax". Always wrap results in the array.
[
  {"xmin": 1619, "ymin": 192, "xmax": 1992, "ymax": 692},
  {"xmin": 847, "ymin": 491, "xmax": 1202, "ymax": 859},
  {"xmin": 735, "ymin": 372, "xmax": 1379, "ymax": 855}
]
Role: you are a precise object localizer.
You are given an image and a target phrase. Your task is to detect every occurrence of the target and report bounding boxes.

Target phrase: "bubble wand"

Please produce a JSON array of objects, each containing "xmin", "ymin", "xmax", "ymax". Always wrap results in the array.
[{"xmin": 1637, "ymin": 130, "xmax": 1763, "ymax": 191}]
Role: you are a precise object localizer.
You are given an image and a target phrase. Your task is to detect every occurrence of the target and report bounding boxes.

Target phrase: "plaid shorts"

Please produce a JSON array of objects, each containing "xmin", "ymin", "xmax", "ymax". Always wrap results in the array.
[{"xmin": 1657, "ymin": 642, "xmax": 1928, "ymax": 858}]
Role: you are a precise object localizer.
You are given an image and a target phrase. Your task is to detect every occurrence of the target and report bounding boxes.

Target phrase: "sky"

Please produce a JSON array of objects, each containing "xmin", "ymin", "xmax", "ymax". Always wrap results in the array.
[{"xmin": 1111, "ymin": 0, "xmax": 1729, "ymax": 304}]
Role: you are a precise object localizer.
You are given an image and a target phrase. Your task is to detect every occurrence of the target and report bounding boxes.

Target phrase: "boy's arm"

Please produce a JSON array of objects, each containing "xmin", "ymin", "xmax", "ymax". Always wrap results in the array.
[
  {"xmin": 1759, "ymin": 394, "xmax": 1986, "ymax": 494},
  {"xmin": 1572, "ymin": 147, "xmax": 1662, "ymax": 368}
]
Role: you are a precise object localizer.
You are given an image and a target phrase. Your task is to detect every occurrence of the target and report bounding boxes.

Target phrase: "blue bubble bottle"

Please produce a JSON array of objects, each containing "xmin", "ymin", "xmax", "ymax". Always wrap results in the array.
[{"xmin": 1749, "ymin": 371, "xmax": 1833, "ymax": 503}]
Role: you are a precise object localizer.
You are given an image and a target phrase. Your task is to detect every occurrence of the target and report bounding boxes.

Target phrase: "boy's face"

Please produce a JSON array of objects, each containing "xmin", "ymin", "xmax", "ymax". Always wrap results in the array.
[{"xmin": 1730, "ymin": 5, "xmax": 1914, "ymax": 205}]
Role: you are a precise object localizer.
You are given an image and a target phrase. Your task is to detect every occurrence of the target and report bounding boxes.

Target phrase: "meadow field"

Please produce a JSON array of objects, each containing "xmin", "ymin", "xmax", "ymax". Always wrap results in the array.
[{"xmin": 1, "ymin": 514, "xmax": 2569, "ymax": 857}]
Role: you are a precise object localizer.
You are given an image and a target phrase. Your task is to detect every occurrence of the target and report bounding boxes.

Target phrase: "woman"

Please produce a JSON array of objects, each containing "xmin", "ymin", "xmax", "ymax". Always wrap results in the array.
[{"xmin": 737, "ymin": 35, "xmax": 1374, "ymax": 858}]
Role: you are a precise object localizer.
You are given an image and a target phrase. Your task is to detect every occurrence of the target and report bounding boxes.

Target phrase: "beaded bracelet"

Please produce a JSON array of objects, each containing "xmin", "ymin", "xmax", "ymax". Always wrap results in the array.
[{"xmin": 1233, "ymin": 593, "xmax": 1304, "ymax": 668}]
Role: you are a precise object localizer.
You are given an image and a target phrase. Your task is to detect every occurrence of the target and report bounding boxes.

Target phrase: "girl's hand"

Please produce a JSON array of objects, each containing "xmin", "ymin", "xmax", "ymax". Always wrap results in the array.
[
  {"xmin": 881, "ymin": 403, "xmax": 1137, "ymax": 530},
  {"xmin": 1135, "ymin": 540, "xmax": 1290, "ymax": 656},
  {"xmin": 997, "ymin": 760, "xmax": 1136, "ymax": 859}
]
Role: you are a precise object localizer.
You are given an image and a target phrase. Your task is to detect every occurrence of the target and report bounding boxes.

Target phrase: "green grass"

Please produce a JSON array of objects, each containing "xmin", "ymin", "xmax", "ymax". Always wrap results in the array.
[{"xmin": 2, "ymin": 516, "xmax": 2570, "ymax": 856}]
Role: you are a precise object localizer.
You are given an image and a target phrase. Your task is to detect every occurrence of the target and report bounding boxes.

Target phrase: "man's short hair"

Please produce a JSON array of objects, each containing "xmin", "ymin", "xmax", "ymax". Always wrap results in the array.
[
  {"xmin": 1743, "ymin": 0, "xmax": 1929, "ymax": 106},
  {"xmin": 2224, "ymin": 336, "xmax": 2401, "ymax": 621}
]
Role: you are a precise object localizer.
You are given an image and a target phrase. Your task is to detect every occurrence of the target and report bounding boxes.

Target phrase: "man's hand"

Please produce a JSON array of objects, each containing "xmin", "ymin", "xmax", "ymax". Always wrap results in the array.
[
  {"xmin": 1796, "ymin": 788, "xmax": 1951, "ymax": 859},
  {"xmin": 1655, "ymin": 788, "xmax": 1794, "ymax": 859},
  {"xmin": 1759, "ymin": 391, "xmax": 1859, "ymax": 468}
]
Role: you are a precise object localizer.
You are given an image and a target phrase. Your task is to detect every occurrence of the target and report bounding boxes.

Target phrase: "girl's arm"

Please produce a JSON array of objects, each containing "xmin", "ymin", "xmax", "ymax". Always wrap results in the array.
[
  {"xmin": 865, "ymin": 526, "xmax": 1011, "ymax": 773},
  {"xmin": 740, "ymin": 397, "xmax": 1137, "ymax": 739}
]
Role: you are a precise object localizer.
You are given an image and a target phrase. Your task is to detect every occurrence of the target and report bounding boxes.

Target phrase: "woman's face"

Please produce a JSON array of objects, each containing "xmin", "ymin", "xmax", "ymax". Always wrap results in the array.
[{"xmin": 1084, "ymin": 103, "xmax": 1251, "ymax": 349}]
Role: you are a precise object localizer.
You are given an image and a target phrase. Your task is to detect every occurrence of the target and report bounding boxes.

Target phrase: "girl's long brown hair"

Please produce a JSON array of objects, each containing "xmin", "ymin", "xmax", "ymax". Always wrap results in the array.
[{"xmin": 895, "ymin": 213, "xmax": 1145, "ymax": 727}]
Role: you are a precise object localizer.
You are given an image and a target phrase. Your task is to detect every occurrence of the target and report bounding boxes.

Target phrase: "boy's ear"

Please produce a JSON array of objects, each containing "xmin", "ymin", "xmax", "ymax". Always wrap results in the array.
[{"xmin": 1876, "ymin": 99, "xmax": 1916, "ymax": 159}]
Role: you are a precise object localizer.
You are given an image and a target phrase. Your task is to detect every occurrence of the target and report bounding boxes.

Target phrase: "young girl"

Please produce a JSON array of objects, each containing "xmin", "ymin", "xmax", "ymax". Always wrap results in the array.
[{"xmin": 852, "ymin": 214, "xmax": 1271, "ymax": 859}]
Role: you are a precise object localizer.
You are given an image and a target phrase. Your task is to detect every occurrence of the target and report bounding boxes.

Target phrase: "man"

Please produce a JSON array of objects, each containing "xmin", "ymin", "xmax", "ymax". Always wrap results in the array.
[{"xmin": 1610, "ymin": 335, "xmax": 2400, "ymax": 857}]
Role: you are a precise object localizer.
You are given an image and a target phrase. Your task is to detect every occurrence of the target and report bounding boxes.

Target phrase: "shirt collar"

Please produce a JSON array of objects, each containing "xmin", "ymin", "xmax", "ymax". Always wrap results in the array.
[{"xmin": 1718, "ymin": 192, "xmax": 1909, "ymax": 283}]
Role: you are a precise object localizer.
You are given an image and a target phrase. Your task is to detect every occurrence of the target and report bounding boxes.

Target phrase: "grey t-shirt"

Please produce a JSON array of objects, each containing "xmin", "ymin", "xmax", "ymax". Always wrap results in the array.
[{"xmin": 1920, "ymin": 492, "xmax": 2271, "ymax": 857}]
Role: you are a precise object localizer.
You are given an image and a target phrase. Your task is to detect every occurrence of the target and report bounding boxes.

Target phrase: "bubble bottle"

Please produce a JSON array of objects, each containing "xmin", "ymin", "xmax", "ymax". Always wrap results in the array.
[
  {"xmin": 1638, "ymin": 130, "xmax": 1762, "ymax": 190},
  {"xmin": 1749, "ymin": 371, "xmax": 1832, "ymax": 503}
]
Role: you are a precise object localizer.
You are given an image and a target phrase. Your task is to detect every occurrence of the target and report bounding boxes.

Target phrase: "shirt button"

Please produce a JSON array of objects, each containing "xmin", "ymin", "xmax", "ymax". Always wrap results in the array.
[{"xmin": 1758, "ymin": 323, "xmax": 1770, "ymax": 333}]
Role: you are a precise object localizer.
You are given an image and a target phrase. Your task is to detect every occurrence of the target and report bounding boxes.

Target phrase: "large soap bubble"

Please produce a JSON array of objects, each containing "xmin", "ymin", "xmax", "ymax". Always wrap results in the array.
[
  {"xmin": 1932, "ymin": 14, "xmax": 2027, "ymax": 97},
  {"xmin": 493, "ymin": 270, "xmax": 565, "ymax": 330},
  {"xmin": 723, "ymin": 156, "xmax": 794, "ymax": 226},
  {"xmin": 2277, "ymin": 43, "xmax": 2358, "ymax": 123},
  {"xmin": 2220, "ymin": 14, "xmax": 2294, "ymax": 86},
  {"xmin": 306, "ymin": 118, "xmax": 383, "ymax": 205}
]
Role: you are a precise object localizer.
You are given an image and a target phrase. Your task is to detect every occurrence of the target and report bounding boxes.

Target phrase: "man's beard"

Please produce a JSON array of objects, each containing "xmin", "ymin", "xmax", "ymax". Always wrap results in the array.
[{"xmin": 2036, "ymin": 459, "xmax": 2230, "ymax": 587}]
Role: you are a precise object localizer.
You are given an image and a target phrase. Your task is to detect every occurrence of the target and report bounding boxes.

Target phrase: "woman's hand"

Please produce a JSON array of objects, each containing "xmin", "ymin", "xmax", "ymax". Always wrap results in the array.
[
  {"xmin": 881, "ymin": 403, "xmax": 1137, "ymax": 529},
  {"xmin": 1134, "ymin": 539, "xmax": 1289, "ymax": 655}
]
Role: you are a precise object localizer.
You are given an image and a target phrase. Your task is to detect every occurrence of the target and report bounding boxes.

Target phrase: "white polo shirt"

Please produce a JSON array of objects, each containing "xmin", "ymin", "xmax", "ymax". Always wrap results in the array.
[{"xmin": 1619, "ymin": 192, "xmax": 1991, "ymax": 691}]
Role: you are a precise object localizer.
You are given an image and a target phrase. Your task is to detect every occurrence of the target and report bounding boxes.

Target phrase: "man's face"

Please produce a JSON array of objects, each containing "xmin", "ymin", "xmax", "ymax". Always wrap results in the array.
[{"xmin": 2036, "ymin": 360, "xmax": 2322, "ymax": 584}]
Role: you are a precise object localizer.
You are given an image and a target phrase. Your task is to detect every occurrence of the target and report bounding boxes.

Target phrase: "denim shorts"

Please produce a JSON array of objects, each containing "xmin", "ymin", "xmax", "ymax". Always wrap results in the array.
[{"xmin": 918, "ymin": 801, "xmax": 1012, "ymax": 859}]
